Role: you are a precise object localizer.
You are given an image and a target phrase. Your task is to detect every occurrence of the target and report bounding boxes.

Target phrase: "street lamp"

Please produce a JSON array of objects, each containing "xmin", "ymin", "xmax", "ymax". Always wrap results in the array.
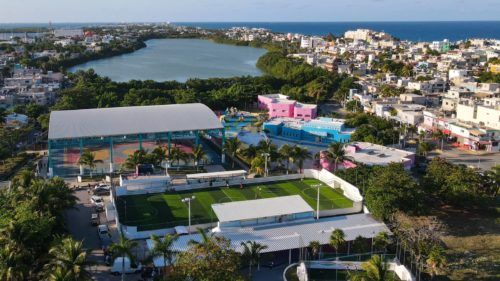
[
  {"xmin": 181, "ymin": 196, "xmax": 196, "ymax": 235},
  {"xmin": 312, "ymin": 183, "xmax": 322, "ymax": 220},
  {"xmin": 255, "ymin": 186, "xmax": 262, "ymax": 199},
  {"xmin": 164, "ymin": 159, "xmax": 171, "ymax": 176},
  {"xmin": 261, "ymin": 153, "xmax": 270, "ymax": 177}
]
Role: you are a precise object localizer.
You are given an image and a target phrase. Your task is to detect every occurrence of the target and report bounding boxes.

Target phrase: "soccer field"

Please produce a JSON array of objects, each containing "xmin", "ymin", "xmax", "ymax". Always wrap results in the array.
[{"xmin": 115, "ymin": 179, "xmax": 353, "ymax": 231}]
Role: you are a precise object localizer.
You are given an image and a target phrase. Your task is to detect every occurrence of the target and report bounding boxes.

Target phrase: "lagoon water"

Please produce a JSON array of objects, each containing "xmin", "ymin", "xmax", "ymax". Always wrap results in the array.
[{"xmin": 69, "ymin": 39, "xmax": 266, "ymax": 82}]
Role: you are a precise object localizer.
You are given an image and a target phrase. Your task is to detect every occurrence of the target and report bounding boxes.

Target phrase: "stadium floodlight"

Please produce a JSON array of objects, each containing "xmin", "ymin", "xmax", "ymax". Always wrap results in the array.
[
  {"xmin": 181, "ymin": 196, "xmax": 196, "ymax": 235},
  {"xmin": 311, "ymin": 183, "xmax": 322, "ymax": 220}
]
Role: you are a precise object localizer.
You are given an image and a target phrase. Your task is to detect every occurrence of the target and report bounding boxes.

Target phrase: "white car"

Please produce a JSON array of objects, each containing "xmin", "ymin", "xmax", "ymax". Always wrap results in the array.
[
  {"xmin": 95, "ymin": 183, "xmax": 111, "ymax": 191},
  {"xmin": 97, "ymin": 224, "xmax": 111, "ymax": 241},
  {"xmin": 91, "ymin": 195, "xmax": 104, "ymax": 208},
  {"xmin": 110, "ymin": 257, "xmax": 142, "ymax": 275}
]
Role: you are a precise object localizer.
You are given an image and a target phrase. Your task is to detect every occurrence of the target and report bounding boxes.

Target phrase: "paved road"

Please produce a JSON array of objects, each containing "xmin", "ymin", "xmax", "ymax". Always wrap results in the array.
[
  {"xmin": 66, "ymin": 188, "xmax": 143, "ymax": 281},
  {"xmin": 429, "ymin": 147, "xmax": 500, "ymax": 171}
]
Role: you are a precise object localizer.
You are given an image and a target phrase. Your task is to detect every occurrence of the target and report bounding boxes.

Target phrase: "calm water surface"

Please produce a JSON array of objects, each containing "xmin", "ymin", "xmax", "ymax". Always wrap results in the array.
[{"xmin": 69, "ymin": 39, "xmax": 266, "ymax": 82}]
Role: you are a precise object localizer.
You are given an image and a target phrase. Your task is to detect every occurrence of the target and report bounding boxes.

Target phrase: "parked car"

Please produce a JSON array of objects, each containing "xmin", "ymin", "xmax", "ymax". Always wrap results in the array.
[
  {"xmin": 110, "ymin": 257, "xmax": 142, "ymax": 275},
  {"xmin": 91, "ymin": 213, "xmax": 99, "ymax": 226},
  {"xmin": 97, "ymin": 224, "xmax": 111, "ymax": 240},
  {"xmin": 95, "ymin": 183, "xmax": 111, "ymax": 191},
  {"xmin": 91, "ymin": 195, "xmax": 104, "ymax": 210}
]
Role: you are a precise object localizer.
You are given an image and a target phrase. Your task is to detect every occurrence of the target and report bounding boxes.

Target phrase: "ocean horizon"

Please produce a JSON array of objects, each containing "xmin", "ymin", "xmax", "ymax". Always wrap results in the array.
[{"xmin": 1, "ymin": 21, "xmax": 500, "ymax": 42}]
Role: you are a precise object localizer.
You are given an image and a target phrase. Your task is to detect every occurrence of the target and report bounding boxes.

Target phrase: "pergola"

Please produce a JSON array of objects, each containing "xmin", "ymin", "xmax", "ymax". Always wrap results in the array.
[{"xmin": 47, "ymin": 103, "xmax": 225, "ymax": 177}]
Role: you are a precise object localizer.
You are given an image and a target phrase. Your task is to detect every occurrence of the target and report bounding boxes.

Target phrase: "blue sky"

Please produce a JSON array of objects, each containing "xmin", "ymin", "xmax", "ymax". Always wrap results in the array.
[{"xmin": 1, "ymin": 0, "xmax": 499, "ymax": 23}]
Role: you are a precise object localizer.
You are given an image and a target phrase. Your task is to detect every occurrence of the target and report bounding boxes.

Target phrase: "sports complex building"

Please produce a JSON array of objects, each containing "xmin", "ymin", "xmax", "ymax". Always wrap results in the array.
[{"xmin": 47, "ymin": 103, "xmax": 226, "ymax": 177}]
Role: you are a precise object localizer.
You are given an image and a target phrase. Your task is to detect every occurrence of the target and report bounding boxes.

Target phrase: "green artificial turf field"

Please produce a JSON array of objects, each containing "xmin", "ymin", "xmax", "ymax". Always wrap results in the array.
[{"xmin": 115, "ymin": 179, "xmax": 353, "ymax": 231}]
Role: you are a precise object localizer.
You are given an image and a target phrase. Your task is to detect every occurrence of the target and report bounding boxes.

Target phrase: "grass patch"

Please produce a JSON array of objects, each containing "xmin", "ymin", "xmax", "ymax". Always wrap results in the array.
[{"xmin": 116, "ymin": 179, "xmax": 353, "ymax": 231}]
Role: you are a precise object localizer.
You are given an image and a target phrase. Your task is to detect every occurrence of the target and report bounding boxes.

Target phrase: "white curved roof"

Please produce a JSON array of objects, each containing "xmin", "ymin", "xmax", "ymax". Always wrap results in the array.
[{"xmin": 48, "ymin": 103, "xmax": 223, "ymax": 140}]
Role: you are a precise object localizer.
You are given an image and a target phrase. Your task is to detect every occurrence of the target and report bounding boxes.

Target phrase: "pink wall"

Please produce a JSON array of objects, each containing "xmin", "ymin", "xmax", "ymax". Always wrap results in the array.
[
  {"xmin": 269, "ymin": 103, "xmax": 295, "ymax": 118},
  {"xmin": 294, "ymin": 106, "xmax": 317, "ymax": 121}
]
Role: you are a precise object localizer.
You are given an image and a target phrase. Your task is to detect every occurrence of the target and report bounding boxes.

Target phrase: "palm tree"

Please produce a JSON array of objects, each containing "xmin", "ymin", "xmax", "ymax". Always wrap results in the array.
[
  {"xmin": 418, "ymin": 142, "xmax": 434, "ymax": 157},
  {"xmin": 373, "ymin": 232, "xmax": 391, "ymax": 254},
  {"xmin": 353, "ymin": 235, "xmax": 369, "ymax": 254},
  {"xmin": 191, "ymin": 145, "xmax": 206, "ymax": 171},
  {"xmin": 150, "ymin": 146, "xmax": 167, "ymax": 167},
  {"xmin": 241, "ymin": 144, "xmax": 259, "ymax": 160},
  {"xmin": 329, "ymin": 229, "xmax": 345, "ymax": 257},
  {"xmin": 348, "ymin": 255, "xmax": 395, "ymax": 281},
  {"xmin": 109, "ymin": 234, "xmax": 138, "ymax": 281},
  {"xmin": 308, "ymin": 240, "xmax": 321, "ymax": 260},
  {"xmin": 169, "ymin": 146, "xmax": 189, "ymax": 168},
  {"xmin": 0, "ymin": 243, "xmax": 28, "ymax": 281},
  {"xmin": 45, "ymin": 237, "xmax": 92, "ymax": 281},
  {"xmin": 426, "ymin": 246, "xmax": 446, "ymax": 280},
  {"xmin": 250, "ymin": 156, "xmax": 265, "ymax": 176},
  {"xmin": 188, "ymin": 228, "xmax": 213, "ymax": 247},
  {"xmin": 278, "ymin": 144, "xmax": 294, "ymax": 174},
  {"xmin": 324, "ymin": 142, "xmax": 346, "ymax": 172},
  {"xmin": 149, "ymin": 234, "xmax": 179, "ymax": 274},
  {"xmin": 77, "ymin": 149, "xmax": 103, "ymax": 177},
  {"xmin": 432, "ymin": 129, "xmax": 446, "ymax": 151},
  {"xmin": 123, "ymin": 149, "xmax": 148, "ymax": 170},
  {"xmin": 46, "ymin": 267, "xmax": 72, "ymax": 281},
  {"xmin": 240, "ymin": 241, "xmax": 268, "ymax": 278},
  {"xmin": 224, "ymin": 137, "xmax": 242, "ymax": 168},
  {"xmin": 292, "ymin": 146, "xmax": 312, "ymax": 173}
]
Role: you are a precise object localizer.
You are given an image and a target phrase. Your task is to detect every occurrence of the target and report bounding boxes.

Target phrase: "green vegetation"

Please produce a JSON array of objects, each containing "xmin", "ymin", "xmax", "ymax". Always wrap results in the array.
[
  {"xmin": 0, "ymin": 171, "xmax": 81, "ymax": 280},
  {"xmin": 336, "ymin": 160, "xmax": 499, "ymax": 280},
  {"xmin": 345, "ymin": 112, "xmax": 400, "ymax": 145},
  {"xmin": 170, "ymin": 231, "xmax": 244, "ymax": 281},
  {"xmin": 116, "ymin": 179, "xmax": 353, "ymax": 230}
]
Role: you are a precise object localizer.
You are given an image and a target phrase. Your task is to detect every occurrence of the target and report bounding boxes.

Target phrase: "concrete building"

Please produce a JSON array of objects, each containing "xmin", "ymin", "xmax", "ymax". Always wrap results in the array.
[
  {"xmin": 264, "ymin": 117, "xmax": 353, "ymax": 144},
  {"xmin": 344, "ymin": 142, "xmax": 415, "ymax": 170},
  {"xmin": 456, "ymin": 99, "xmax": 500, "ymax": 130},
  {"xmin": 258, "ymin": 94, "xmax": 317, "ymax": 121}
]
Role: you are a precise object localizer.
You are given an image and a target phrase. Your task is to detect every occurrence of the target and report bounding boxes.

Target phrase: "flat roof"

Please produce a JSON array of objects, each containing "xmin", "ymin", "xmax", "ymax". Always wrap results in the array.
[
  {"xmin": 48, "ymin": 103, "xmax": 223, "ymax": 140},
  {"xmin": 347, "ymin": 142, "xmax": 415, "ymax": 166},
  {"xmin": 165, "ymin": 213, "xmax": 390, "ymax": 254},
  {"xmin": 212, "ymin": 195, "xmax": 313, "ymax": 223}
]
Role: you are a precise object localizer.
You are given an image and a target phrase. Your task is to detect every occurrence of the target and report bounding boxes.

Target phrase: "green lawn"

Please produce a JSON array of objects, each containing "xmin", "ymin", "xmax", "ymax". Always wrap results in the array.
[{"xmin": 115, "ymin": 179, "xmax": 353, "ymax": 231}]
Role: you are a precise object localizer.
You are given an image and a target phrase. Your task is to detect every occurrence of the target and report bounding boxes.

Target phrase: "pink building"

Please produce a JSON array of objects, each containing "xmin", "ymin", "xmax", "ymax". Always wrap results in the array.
[{"xmin": 258, "ymin": 94, "xmax": 317, "ymax": 120}]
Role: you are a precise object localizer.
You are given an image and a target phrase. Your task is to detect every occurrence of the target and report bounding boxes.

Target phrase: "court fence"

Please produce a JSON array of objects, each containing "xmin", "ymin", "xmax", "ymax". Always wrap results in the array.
[{"xmin": 115, "ymin": 168, "xmax": 365, "ymax": 239}]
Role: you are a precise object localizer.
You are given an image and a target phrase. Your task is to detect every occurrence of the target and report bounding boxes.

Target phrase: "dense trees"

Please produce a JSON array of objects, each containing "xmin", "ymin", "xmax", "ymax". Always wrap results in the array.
[
  {"xmin": 365, "ymin": 163, "xmax": 423, "ymax": 220},
  {"xmin": 346, "ymin": 113, "xmax": 400, "ymax": 145},
  {"xmin": 170, "ymin": 234, "xmax": 243, "ymax": 281},
  {"xmin": 0, "ymin": 172, "xmax": 79, "ymax": 280},
  {"xmin": 423, "ymin": 157, "xmax": 498, "ymax": 206}
]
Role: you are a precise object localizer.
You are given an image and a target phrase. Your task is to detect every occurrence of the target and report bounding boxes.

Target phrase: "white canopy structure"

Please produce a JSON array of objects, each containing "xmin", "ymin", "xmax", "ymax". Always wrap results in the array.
[
  {"xmin": 48, "ymin": 103, "xmax": 223, "ymax": 140},
  {"xmin": 212, "ymin": 195, "xmax": 313, "ymax": 223}
]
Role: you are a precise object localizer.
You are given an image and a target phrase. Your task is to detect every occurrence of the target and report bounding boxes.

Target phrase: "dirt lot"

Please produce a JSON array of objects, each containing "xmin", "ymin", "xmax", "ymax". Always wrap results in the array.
[{"xmin": 432, "ymin": 205, "xmax": 500, "ymax": 281}]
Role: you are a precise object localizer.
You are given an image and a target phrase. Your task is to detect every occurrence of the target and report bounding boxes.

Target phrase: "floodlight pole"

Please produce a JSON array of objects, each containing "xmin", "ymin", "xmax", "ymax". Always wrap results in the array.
[
  {"xmin": 182, "ymin": 196, "xmax": 196, "ymax": 235},
  {"xmin": 312, "ymin": 184, "xmax": 322, "ymax": 220},
  {"xmin": 262, "ymin": 153, "xmax": 270, "ymax": 177}
]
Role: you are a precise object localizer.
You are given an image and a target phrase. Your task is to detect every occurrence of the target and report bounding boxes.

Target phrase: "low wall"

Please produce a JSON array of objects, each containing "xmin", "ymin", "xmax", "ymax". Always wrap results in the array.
[
  {"xmin": 120, "ymin": 221, "xmax": 217, "ymax": 240},
  {"xmin": 299, "ymin": 260, "xmax": 415, "ymax": 281}
]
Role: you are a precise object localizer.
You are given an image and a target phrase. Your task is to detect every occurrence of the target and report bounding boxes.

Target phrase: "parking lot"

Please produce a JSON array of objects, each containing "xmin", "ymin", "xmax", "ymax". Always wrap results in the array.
[{"xmin": 65, "ymin": 185, "xmax": 146, "ymax": 281}]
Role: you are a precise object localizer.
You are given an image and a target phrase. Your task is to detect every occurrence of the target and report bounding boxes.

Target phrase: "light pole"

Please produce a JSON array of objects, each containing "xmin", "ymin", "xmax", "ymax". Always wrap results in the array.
[
  {"xmin": 181, "ymin": 196, "xmax": 196, "ymax": 235},
  {"xmin": 262, "ymin": 152, "xmax": 270, "ymax": 177},
  {"xmin": 165, "ymin": 159, "xmax": 171, "ymax": 176},
  {"xmin": 312, "ymin": 183, "xmax": 322, "ymax": 220}
]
